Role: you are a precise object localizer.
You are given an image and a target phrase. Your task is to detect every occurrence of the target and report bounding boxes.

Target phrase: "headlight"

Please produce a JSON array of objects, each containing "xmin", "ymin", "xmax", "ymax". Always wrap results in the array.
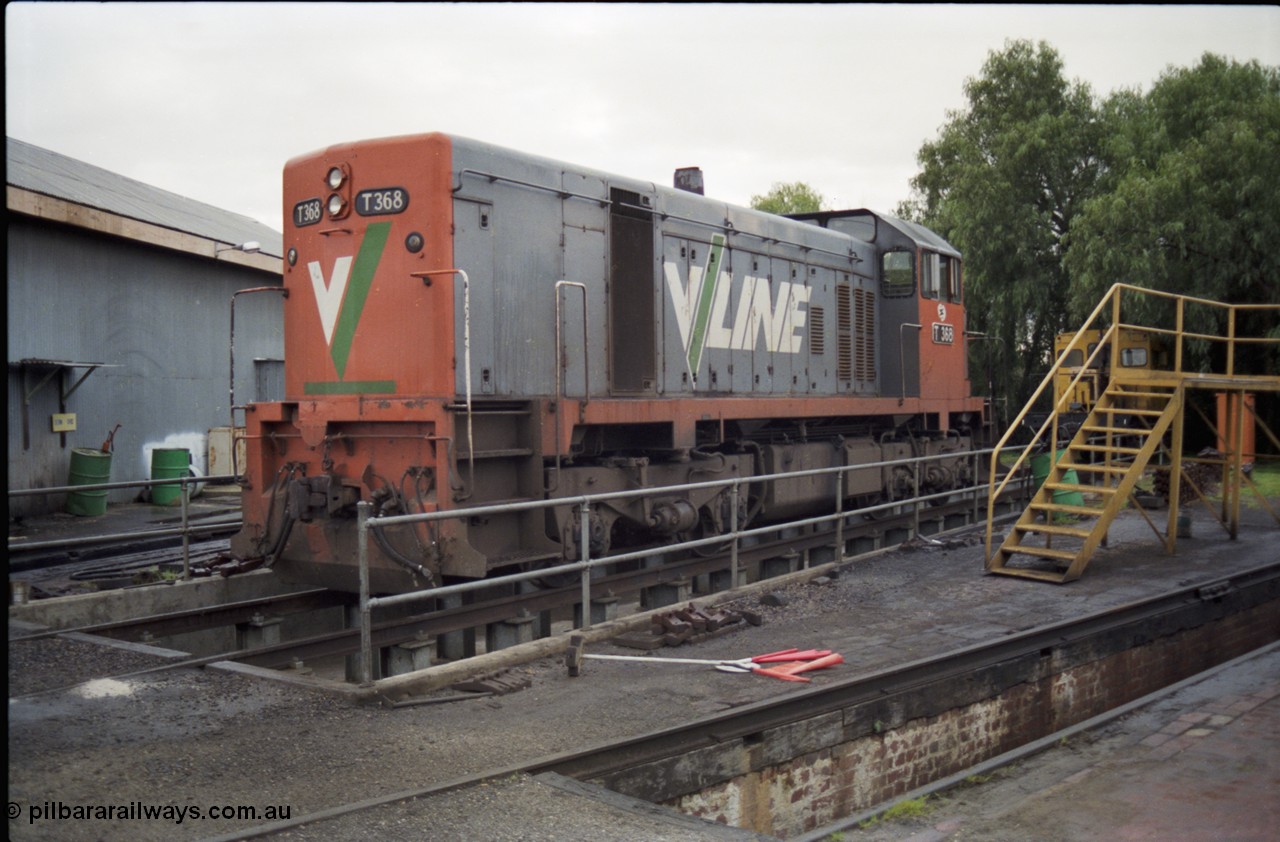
[
  {"xmin": 327, "ymin": 194, "xmax": 347, "ymax": 216},
  {"xmin": 327, "ymin": 167, "xmax": 346, "ymax": 189}
]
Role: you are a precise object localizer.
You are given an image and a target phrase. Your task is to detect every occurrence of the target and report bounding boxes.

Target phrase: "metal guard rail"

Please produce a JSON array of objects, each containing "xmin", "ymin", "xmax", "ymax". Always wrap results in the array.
[
  {"xmin": 355, "ymin": 446, "xmax": 1027, "ymax": 686},
  {"xmin": 9, "ymin": 473, "xmax": 239, "ymax": 580}
]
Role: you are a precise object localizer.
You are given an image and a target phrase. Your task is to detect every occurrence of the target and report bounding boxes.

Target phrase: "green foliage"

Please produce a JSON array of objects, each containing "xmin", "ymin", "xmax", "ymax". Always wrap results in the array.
[
  {"xmin": 882, "ymin": 796, "xmax": 932, "ymax": 820},
  {"xmin": 1064, "ymin": 55, "xmax": 1280, "ymax": 374},
  {"xmin": 1242, "ymin": 462, "xmax": 1280, "ymax": 508},
  {"xmin": 860, "ymin": 795, "xmax": 933, "ymax": 828},
  {"xmin": 903, "ymin": 43, "xmax": 1280, "ymax": 415},
  {"xmin": 751, "ymin": 181, "xmax": 825, "ymax": 214},
  {"xmin": 905, "ymin": 40, "xmax": 1103, "ymax": 414}
]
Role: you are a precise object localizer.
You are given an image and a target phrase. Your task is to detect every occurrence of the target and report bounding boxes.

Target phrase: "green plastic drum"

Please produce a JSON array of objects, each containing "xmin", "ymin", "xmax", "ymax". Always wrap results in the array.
[
  {"xmin": 1030, "ymin": 449, "xmax": 1085, "ymax": 508},
  {"xmin": 150, "ymin": 448, "xmax": 191, "ymax": 506},
  {"xmin": 66, "ymin": 448, "xmax": 112, "ymax": 516}
]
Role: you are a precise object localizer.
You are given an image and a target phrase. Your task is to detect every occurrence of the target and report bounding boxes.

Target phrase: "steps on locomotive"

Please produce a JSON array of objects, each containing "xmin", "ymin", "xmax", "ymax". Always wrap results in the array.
[{"xmin": 447, "ymin": 400, "xmax": 560, "ymax": 572}]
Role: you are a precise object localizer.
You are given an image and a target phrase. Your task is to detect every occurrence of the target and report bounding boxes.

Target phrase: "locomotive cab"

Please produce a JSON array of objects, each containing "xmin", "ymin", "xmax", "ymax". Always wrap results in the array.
[{"xmin": 788, "ymin": 210, "xmax": 972, "ymax": 413}]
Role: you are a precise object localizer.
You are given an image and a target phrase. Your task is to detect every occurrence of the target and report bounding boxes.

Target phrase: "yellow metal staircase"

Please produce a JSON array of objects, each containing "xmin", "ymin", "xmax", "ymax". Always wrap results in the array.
[
  {"xmin": 988, "ymin": 380, "xmax": 1181, "ymax": 582},
  {"xmin": 984, "ymin": 283, "xmax": 1279, "ymax": 584}
]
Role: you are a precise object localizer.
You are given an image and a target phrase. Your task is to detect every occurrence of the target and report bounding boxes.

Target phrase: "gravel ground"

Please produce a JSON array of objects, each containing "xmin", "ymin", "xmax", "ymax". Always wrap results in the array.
[{"xmin": 8, "ymin": 507, "xmax": 1278, "ymax": 841}]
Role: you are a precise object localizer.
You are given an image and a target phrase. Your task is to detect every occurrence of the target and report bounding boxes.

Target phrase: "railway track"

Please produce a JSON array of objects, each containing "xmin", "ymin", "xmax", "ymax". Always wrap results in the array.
[
  {"xmin": 9, "ymin": 492, "xmax": 1009, "ymax": 691},
  {"xmin": 192, "ymin": 559, "xmax": 1280, "ymax": 841}
]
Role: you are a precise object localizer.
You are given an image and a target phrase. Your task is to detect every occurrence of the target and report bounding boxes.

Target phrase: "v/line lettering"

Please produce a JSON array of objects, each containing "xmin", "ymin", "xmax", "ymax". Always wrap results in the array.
[{"xmin": 664, "ymin": 234, "xmax": 812, "ymax": 379}]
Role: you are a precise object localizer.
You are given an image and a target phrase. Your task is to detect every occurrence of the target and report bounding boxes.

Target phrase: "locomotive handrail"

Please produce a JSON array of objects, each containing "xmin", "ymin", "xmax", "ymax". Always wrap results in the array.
[
  {"xmin": 551, "ymin": 281, "xmax": 589, "ymax": 493},
  {"xmin": 414, "ymin": 268, "xmax": 475, "ymax": 500},
  {"xmin": 453, "ymin": 168, "xmax": 611, "ymax": 205}
]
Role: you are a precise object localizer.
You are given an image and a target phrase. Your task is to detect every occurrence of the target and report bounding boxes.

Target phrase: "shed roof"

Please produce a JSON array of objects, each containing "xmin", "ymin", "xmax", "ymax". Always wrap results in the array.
[{"xmin": 6, "ymin": 137, "xmax": 282, "ymax": 257}]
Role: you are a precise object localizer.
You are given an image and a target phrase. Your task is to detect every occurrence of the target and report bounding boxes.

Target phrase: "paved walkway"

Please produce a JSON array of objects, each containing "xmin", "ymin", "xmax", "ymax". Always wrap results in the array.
[{"xmin": 828, "ymin": 645, "xmax": 1280, "ymax": 842}]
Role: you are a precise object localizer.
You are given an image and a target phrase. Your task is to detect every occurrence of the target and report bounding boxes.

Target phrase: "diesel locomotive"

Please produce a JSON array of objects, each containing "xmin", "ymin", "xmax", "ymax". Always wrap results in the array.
[{"xmin": 230, "ymin": 133, "xmax": 986, "ymax": 593}]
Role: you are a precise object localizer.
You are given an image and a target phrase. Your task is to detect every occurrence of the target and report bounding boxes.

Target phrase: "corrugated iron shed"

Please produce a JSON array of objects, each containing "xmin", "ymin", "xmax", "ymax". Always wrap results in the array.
[{"xmin": 6, "ymin": 136, "xmax": 282, "ymax": 257}]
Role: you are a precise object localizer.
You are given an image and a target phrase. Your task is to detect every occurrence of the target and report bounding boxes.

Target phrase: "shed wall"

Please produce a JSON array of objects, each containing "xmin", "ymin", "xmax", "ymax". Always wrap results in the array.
[{"xmin": 7, "ymin": 218, "xmax": 283, "ymax": 515}]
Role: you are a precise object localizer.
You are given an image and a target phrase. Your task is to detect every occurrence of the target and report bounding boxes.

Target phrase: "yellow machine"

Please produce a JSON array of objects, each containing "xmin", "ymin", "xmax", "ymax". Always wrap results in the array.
[{"xmin": 1053, "ymin": 328, "xmax": 1170, "ymax": 414}]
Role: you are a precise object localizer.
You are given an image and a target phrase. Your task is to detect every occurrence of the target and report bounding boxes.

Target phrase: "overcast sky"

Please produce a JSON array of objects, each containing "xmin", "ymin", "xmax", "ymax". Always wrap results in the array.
[{"xmin": 7, "ymin": 3, "xmax": 1279, "ymax": 231}]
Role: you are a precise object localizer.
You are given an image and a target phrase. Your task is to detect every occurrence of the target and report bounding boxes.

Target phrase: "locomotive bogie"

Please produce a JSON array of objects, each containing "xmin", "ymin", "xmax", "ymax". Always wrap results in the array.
[{"xmin": 551, "ymin": 451, "xmax": 756, "ymax": 559}]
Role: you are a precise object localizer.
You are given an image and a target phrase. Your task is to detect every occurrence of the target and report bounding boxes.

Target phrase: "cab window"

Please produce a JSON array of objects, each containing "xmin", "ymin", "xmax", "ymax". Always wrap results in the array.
[
  {"xmin": 921, "ymin": 252, "xmax": 962, "ymax": 303},
  {"xmin": 1063, "ymin": 349, "xmax": 1084, "ymax": 367},
  {"xmin": 1120, "ymin": 347, "xmax": 1148, "ymax": 367},
  {"xmin": 882, "ymin": 250, "xmax": 915, "ymax": 298},
  {"xmin": 941, "ymin": 256, "xmax": 961, "ymax": 302},
  {"xmin": 921, "ymin": 253, "xmax": 938, "ymax": 299}
]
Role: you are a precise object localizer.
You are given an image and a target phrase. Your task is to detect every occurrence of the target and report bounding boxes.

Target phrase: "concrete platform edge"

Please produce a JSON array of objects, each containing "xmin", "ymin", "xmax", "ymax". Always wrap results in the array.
[{"xmin": 792, "ymin": 639, "xmax": 1280, "ymax": 842}]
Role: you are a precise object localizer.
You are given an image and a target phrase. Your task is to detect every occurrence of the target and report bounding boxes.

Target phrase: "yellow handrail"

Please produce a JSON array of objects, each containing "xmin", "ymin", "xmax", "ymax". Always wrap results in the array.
[{"xmin": 984, "ymin": 282, "xmax": 1280, "ymax": 565}]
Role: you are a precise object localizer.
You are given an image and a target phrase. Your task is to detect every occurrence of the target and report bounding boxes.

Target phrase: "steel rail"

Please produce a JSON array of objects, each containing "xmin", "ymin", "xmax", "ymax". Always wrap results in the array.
[
  {"xmin": 7, "ymin": 495, "xmax": 1011, "ymax": 694},
  {"xmin": 527, "ymin": 560, "xmax": 1280, "ymax": 782},
  {"xmin": 8, "ymin": 588, "xmax": 346, "ymax": 644},
  {"xmin": 194, "ymin": 560, "xmax": 1280, "ymax": 842}
]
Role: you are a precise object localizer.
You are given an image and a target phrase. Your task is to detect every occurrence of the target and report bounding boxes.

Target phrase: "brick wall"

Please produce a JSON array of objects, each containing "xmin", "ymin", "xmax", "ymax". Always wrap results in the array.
[{"xmin": 669, "ymin": 600, "xmax": 1278, "ymax": 837}]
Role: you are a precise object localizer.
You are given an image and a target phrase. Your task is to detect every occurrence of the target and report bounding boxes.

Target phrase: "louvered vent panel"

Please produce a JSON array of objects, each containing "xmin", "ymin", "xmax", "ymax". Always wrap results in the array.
[
  {"xmin": 809, "ymin": 306, "xmax": 825, "ymax": 356},
  {"xmin": 855, "ymin": 288, "xmax": 876, "ymax": 382},
  {"xmin": 836, "ymin": 285, "xmax": 853, "ymax": 381}
]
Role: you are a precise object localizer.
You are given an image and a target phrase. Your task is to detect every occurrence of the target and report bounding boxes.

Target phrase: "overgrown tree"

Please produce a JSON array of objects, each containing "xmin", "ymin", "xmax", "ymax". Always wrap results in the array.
[
  {"xmin": 1064, "ymin": 54, "xmax": 1280, "ymax": 373},
  {"xmin": 903, "ymin": 40, "xmax": 1103, "ymax": 419},
  {"xmin": 751, "ymin": 181, "xmax": 825, "ymax": 214}
]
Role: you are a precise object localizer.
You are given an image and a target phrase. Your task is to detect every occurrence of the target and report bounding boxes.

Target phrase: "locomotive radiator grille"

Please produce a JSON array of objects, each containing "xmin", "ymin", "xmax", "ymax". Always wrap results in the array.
[
  {"xmin": 836, "ymin": 285, "xmax": 853, "ymax": 381},
  {"xmin": 855, "ymin": 287, "xmax": 876, "ymax": 382},
  {"xmin": 809, "ymin": 306, "xmax": 826, "ymax": 357}
]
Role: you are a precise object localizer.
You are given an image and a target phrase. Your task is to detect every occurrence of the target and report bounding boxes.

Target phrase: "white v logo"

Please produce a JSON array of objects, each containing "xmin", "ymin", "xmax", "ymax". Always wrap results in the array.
[{"xmin": 308, "ymin": 257, "xmax": 353, "ymax": 346}]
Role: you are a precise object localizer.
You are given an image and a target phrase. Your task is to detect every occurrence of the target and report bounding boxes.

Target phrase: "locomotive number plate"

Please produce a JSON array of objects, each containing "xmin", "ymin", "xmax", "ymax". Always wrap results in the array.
[
  {"xmin": 931, "ymin": 323, "xmax": 955, "ymax": 345},
  {"xmin": 293, "ymin": 197, "xmax": 323, "ymax": 227},
  {"xmin": 355, "ymin": 187, "xmax": 409, "ymax": 216}
]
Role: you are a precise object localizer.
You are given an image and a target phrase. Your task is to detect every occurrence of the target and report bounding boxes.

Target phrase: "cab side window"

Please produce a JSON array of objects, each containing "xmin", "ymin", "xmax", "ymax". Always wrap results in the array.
[
  {"xmin": 922, "ymin": 252, "xmax": 962, "ymax": 302},
  {"xmin": 921, "ymin": 253, "xmax": 939, "ymax": 299},
  {"xmin": 1120, "ymin": 347, "xmax": 1148, "ymax": 367},
  {"xmin": 882, "ymin": 250, "xmax": 915, "ymax": 298},
  {"xmin": 940, "ymin": 256, "xmax": 961, "ymax": 303}
]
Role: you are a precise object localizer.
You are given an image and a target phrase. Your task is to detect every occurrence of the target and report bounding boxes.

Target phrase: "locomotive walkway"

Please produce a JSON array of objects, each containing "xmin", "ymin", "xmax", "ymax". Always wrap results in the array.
[{"xmin": 8, "ymin": 498, "xmax": 1280, "ymax": 841}]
